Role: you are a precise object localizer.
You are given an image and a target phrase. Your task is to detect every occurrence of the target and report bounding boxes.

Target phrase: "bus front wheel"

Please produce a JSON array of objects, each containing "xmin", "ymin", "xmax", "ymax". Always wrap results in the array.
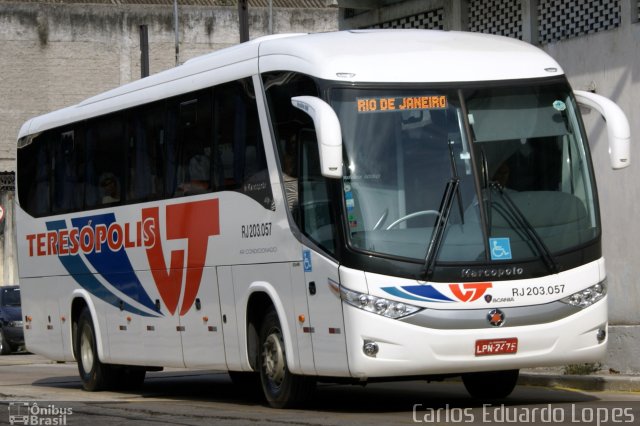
[
  {"xmin": 462, "ymin": 369, "xmax": 519, "ymax": 399},
  {"xmin": 258, "ymin": 308, "xmax": 315, "ymax": 408},
  {"xmin": 75, "ymin": 308, "xmax": 113, "ymax": 391}
]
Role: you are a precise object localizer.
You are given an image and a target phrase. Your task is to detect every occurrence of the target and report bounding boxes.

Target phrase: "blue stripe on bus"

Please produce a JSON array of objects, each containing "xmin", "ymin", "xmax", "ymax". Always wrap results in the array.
[
  {"xmin": 381, "ymin": 285, "xmax": 454, "ymax": 303},
  {"xmin": 70, "ymin": 214, "xmax": 159, "ymax": 314},
  {"xmin": 46, "ymin": 219, "xmax": 160, "ymax": 318}
]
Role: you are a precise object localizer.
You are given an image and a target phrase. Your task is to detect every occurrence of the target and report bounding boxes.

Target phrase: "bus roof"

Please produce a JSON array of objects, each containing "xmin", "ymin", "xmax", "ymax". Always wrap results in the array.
[
  {"xmin": 258, "ymin": 30, "xmax": 563, "ymax": 83},
  {"xmin": 18, "ymin": 30, "xmax": 563, "ymax": 139}
]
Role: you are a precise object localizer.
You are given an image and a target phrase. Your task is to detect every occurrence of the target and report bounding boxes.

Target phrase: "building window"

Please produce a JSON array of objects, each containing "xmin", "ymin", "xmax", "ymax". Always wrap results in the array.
[
  {"xmin": 538, "ymin": 0, "xmax": 621, "ymax": 44},
  {"xmin": 365, "ymin": 9, "xmax": 444, "ymax": 30},
  {"xmin": 0, "ymin": 172, "xmax": 15, "ymax": 192},
  {"xmin": 469, "ymin": 0, "xmax": 523, "ymax": 39}
]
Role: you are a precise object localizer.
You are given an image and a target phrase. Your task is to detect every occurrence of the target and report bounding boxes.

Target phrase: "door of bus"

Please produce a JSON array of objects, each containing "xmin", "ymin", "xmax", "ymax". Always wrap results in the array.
[
  {"xmin": 297, "ymin": 129, "xmax": 349, "ymax": 376},
  {"xmin": 302, "ymin": 248, "xmax": 349, "ymax": 376}
]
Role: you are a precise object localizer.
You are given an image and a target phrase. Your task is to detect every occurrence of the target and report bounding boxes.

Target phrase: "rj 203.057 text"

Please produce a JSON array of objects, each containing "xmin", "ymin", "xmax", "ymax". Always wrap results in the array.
[
  {"xmin": 241, "ymin": 222, "xmax": 272, "ymax": 239},
  {"xmin": 512, "ymin": 284, "xmax": 565, "ymax": 297}
]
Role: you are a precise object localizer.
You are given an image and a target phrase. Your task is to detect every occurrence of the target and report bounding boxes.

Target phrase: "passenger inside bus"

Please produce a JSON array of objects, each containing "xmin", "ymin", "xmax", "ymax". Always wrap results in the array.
[
  {"xmin": 99, "ymin": 172, "xmax": 120, "ymax": 204},
  {"xmin": 179, "ymin": 151, "xmax": 211, "ymax": 195}
]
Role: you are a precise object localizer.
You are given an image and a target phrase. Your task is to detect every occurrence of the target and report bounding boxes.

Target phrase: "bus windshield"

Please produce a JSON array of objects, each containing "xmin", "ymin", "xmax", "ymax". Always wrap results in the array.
[{"xmin": 330, "ymin": 80, "xmax": 599, "ymax": 266}]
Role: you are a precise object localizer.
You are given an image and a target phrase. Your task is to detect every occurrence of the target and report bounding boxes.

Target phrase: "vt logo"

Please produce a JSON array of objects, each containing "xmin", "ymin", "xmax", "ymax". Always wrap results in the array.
[
  {"xmin": 143, "ymin": 199, "xmax": 220, "ymax": 316},
  {"xmin": 449, "ymin": 282, "xmax": 493, "ymax": 302}
]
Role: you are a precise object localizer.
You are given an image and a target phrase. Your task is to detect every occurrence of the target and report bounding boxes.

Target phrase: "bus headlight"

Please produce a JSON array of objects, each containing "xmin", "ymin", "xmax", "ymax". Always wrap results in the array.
[
  {"xmin": 340, "ymin": 286, "xmax": 422, "ymax": 319},
  {"xmin": 560, "ymin": 280, "xmax": 607, "ymax": 308}
]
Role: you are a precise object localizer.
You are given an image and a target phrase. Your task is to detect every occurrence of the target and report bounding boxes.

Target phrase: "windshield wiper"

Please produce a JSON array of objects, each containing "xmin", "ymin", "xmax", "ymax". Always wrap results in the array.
[
  {"xmin": 447, "ymin": 139, "xmax": 465, "ymax": 225},
  {"xmin": 489, "ymin": 182, "xmax": 558, "ymax": 274},
  {"xmin": 422, "ymin": 178, "xmax": 459, "ymax": 280}
]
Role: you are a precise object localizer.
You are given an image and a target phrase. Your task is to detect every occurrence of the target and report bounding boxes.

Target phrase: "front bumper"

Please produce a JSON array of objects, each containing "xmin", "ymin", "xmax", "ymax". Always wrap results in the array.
[{"xmin": 342, "ymin": 296, "xmax": 607, "ymax": 379}]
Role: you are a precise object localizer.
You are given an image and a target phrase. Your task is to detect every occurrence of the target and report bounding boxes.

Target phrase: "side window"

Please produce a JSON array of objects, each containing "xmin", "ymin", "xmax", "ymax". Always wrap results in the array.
[
  {"xmin": 167, "ymin": 90, "xmax": 213, "ymax": 197},
  {"xmin": 17, "ymin": 81, "xmax": 273, "ymax": 215},
  {"xmin": 52, "ymin": 128, "xmax": 84, "ymax": 214},
  {"xmin": 263, "ymin": 72, "xmax": 319, "ymax": 172},
  {"xmin": 127, "ymin": 102, "xmax": 166, "ymax": 202},
  {"xmin": 299, "ymin": 130, "xmax": 336, "ymax": 253},
  {"xmin": 18, "ymin": 126, "xmax": 84, "ymax": 216},
  {"xmin": 84, "ymin": 116, "xmax": 125, "ymax": 208},
  {"xmin": 263, "ymin": 71, "xmax": 337, "ymax": 253},
  {"xmin": 17, "ymin": 133, "xmax": 51, "ymax": 217},
  {"xmin": 214, "ymin": 78, "xmax": 273, "ymax": 209}
]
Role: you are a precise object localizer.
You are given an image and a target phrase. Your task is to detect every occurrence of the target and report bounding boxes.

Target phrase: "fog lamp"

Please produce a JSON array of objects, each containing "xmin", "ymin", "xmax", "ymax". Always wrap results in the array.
[{"xmin": 363, "ymin": 340, "xmax": 379, "ymax": 357}]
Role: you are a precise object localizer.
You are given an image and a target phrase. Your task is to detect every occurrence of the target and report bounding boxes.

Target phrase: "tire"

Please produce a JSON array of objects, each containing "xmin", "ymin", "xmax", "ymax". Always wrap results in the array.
[
  {"xmin": 258, "ymin": 308, "xmax": 315, "ymax": 408},
  {"xmin": 75, "ymin": 308, "xmax": 114, "ymax": 391},
  {"xmin": 0, "ymin": 329, "xmax": 11, "ymax": 355},
  {"xmin": 462, "ymin": 369, "xmax": 519, "ymax": 399}
]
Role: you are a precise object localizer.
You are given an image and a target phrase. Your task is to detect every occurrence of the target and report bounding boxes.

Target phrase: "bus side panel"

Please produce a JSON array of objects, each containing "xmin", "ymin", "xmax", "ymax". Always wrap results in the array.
[
  {"xmin": 104, "ymin": 269, "xmax": 183, "ymax": 368},
  {"xmin": 105, "ymin": 293, "xmax": 144, "ymax": 365},
  {"xmin": 181, "ymin": 266, "xmax": 226, "ymax": 369},
  {"xmin": 303, "ymin": 249, "xmax": 350, "ymax": 377},
  {"xmin": 218, "ymin": 265, "xmax": 241, "ymax": 371},
  {"xmin": 20, "ymin": 277, "xmax": 64, "ymax": 360},
  {"xmin": 288, "ymin": 261, "xmax": 316, "ymax": 375}
]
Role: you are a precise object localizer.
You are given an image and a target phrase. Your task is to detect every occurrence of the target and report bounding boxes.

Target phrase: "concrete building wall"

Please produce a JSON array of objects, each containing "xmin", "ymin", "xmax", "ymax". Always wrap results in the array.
[{"xmin": 340, "ymin": 0, "xmax": 640, "ymax": 373}]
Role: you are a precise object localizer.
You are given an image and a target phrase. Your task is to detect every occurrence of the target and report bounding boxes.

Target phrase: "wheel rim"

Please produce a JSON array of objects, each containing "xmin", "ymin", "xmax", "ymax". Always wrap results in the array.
[
  {"xmin": 80, "ymin": 325, "xmax": 94, "ymax": 373},
  {"xmin": 262, "ymin": 331, "xmax": 285, "ymax": 387},
  {"xmin": 0, "ymin": 330, "xmax": 4, "ymax": 352}
]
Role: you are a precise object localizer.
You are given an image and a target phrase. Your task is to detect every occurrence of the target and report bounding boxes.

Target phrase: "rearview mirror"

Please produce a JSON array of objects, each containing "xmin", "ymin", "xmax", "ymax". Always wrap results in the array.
[
  {"xmin": 291, "ymin": 96, "xmax": 343, "ymax": 178},
  {"xmin": 574, "ymin": 90, "xmax": 630, "ymax": 169}
]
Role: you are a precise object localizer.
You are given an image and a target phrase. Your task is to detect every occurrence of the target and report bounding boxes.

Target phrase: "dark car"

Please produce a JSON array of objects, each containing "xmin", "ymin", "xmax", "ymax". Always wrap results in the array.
[{"xmin": 0, "ymin": 285, "xmax": 23, "ymax": 354}]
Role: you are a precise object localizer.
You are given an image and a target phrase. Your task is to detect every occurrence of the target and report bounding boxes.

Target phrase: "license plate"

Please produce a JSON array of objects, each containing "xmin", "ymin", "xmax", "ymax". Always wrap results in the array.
[{"xmin": 475, "ymin": 338, "xmax": 518, "ymax": 356}]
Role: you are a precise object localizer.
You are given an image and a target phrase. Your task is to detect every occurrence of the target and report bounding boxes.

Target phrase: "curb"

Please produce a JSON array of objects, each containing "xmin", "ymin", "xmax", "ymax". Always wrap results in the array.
[{"xmin": 519, "ymin": 372, "xmax": 640, "ymax": 393}]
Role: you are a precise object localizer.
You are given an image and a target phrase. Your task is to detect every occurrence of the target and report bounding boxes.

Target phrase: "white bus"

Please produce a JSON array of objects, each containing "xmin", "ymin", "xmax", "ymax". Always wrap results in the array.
[{"xmin": 16, "ymin": 30, "xmax": 630, "ymax": 408}]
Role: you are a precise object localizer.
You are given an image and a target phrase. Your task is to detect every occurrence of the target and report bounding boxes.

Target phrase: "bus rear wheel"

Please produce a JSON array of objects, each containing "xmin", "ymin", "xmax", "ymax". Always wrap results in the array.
[
  {"xmin": 76, "ymin": 308, "xmax": 113, "ymax": 391},
  {"xmin": 462, "ymin": 369, "xmax": 519, "ymax": 399},
  {"xmin": 258, "ymin": 308, "xmax": 315, "ymax": 408}
]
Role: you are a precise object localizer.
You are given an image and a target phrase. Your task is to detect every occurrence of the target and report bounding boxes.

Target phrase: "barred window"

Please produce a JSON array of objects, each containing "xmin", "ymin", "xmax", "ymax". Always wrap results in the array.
[
  {"xmin": 469, "ymin": 0, "xmax": 523, "ymax": 39},
  {"xmin": 538, "ymin": 0, "xmax": 621, "ymax": 44},
  {"xmin": 365, "ymin": 9, "xmax": 444, "ymax": 30}
]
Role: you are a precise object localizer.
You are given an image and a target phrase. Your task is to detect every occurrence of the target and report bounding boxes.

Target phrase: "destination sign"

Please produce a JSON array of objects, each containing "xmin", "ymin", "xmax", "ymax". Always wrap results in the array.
[{"xmin": 356, "ymin": 95, "xmax": 447, "ymax": 113}]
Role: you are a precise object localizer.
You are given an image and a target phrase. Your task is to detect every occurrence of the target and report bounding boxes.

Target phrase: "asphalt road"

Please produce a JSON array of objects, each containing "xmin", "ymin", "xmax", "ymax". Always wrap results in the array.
[{"xmin": 1, "ymin": 354, "xmax": 639, "ymax": 425}]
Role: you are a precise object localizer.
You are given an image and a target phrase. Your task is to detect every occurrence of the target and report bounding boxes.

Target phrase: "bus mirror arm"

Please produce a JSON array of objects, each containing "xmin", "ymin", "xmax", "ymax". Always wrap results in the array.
[
  {"xmin": 291, "ymin": 96, "xmax": 343, "ymax": 178},
  {"xmin": 574, "ymin": 90, "xmax": 631, "ymax": 169}
]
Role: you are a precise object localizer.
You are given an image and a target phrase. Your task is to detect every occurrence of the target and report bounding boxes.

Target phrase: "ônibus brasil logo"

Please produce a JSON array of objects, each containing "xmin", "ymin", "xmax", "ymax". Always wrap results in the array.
[{"xmin": 25, "ymin": 199, "xmax": 219, "ymax": 317}]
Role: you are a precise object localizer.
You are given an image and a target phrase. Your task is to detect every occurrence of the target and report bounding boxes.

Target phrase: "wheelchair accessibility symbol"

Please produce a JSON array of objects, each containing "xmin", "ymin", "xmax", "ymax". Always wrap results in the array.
[
  {"xmin": 489, "ymin": 238, "xmax": 512, "ymax": 260},
  {"xmin": 303, "ymin": 249, "xmax": 313, "ymax": 272}
]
